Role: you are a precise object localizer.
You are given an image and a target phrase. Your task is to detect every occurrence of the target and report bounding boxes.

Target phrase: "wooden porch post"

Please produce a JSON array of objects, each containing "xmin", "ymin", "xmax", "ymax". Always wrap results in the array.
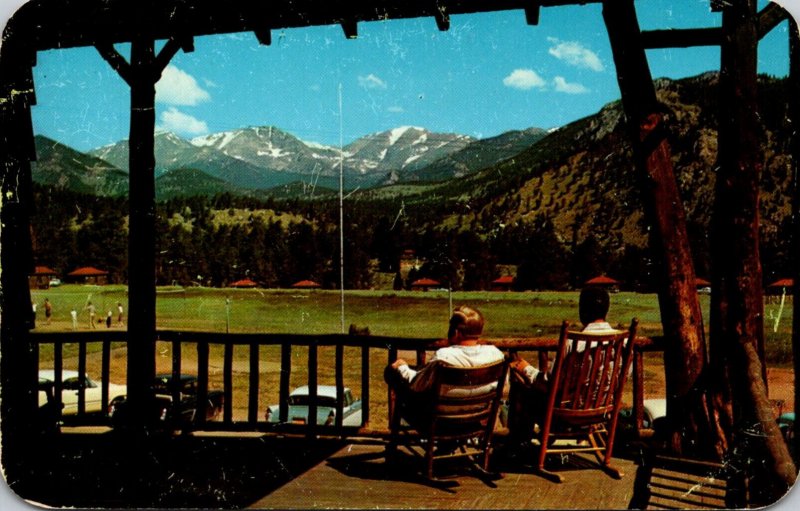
[
  {"xmin": 127, "ymin": 36, "xmax": 158, "ymax": 427},
  {"xmin": 788, "ymin": 17, "xmax": 800, "ymax": 463},
  {"xmin": 0, "ymin": 34, "xmax": 39, "ymax": 487},
  {"xmin": 96, "ymin": 32, "xmax": 189, "ymax": 428},
  {"xmin": 712, "ymin": 0, "xmax": 795, "ymax": 491},
  {"xmin": 602, "ymin": 0, "xmax": 725, "ymax": 457}
]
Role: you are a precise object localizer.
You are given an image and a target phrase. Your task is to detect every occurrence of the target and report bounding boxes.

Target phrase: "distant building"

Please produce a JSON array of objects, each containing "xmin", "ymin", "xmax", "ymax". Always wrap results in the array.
[
  {"xmin": 410, "ymin": 278, "xmax": 440, "ymax": 291},
  {"xmin": 230, "ymin": 279, "xmax": 258, "ymax": 288},
  {"xmin": 66, "ymin": 266, "xmax": 109, "ymax": 285},
  {"xmin": 29, "ymin": 266, "xmax": 57, "ymax": 289},
  {"xmin": 767, "ymin": 278, "xmax": 794, "ymax": 294},
  {"xmin": 585, "ymin": 275, "xmax": 621, "ymax": 292},
  {"xmin": 291, "ymin": 279, "xmax": 321, "ymax": 289},
  {"xmin": 491, "ymin": 275, "xmax": 515, "ymax": 291}
]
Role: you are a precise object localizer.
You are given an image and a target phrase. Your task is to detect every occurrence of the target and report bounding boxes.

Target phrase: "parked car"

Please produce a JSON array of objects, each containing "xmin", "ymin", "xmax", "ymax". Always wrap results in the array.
[
  {"xmin": 265, "ymin": 385, "xmax": 362, "ymax": 426},
  {"xmin": 777, "ymin": 412, "xmax": 794, "ymax": 443},
  {"xmin": 37, "ymin": 377, "xmax": 62, "ymax": 434},
  {"xmin": 619, "ymin": 398, "xmax": 667, "ymax": 434},
  {"xmin": 622, "ymin": 400, "xmax": 795, "ymax": 445},
  {"xmin": 48, "ymin": 278, "xmax": 62, "ymax": 287},
  {"xmin": 109, "ymin": 374, "xmax": 224, "ymax": 428},
  {"xmin": 38, "ymin": 369, "xmax": 127, "ymax": 415}
]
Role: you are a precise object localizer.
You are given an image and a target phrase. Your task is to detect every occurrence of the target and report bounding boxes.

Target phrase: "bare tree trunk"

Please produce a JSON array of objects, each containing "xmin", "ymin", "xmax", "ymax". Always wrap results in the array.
[{"xmin": 602, "ymin": 0, "xmax": 726, "ymax": 458}]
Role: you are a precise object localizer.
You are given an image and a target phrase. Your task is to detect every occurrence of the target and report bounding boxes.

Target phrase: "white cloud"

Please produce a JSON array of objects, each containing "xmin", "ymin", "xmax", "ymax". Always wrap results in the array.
[
  {"xmin": 553, "ymin": 76, "xmax": 590, "ymax": 94},
  {"xmin": 503, "ymin": 69, "xmax": 546, "ymax": 90},
  {"xmin": 156, "ymin": 65, "xmax": 211, "ymax": 106},
  {"xmin": 548, "ymin": 39, "xmax": 604, "ymax": 72},
  {"xmin": 387, "ymin": 105, "xmax": 404, "ymax": 113},
  {"xmin": 158, "ymin": 107, "xmax": 209, "ymax": 136},
  {"xmin": 358, "ymin": 73, "xmax": 388, "ymax": 90}
]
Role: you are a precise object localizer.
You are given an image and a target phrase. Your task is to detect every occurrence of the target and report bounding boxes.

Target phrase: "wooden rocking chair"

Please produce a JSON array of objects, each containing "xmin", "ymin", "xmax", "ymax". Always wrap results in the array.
[
  {"xmin": 387, "ymin": 359, "xmax": 508, "ymax": 482},
  {"xmin": 534, "ymin": 318, "xmax": 639, "ymax": 482}
]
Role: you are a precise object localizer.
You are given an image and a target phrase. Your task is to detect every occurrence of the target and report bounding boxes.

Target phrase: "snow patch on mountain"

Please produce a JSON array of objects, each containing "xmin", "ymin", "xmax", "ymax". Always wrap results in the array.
[{"xmin": 388, "ymin": 126, "xmax": 424, "ymax": 146}]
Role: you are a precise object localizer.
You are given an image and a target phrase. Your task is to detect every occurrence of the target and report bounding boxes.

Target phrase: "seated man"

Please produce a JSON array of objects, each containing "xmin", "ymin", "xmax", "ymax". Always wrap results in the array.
[
  {"xmin": 506, "ymin": 286, "xmax": 621, "ymax": 444},
  {"xmin": 384, "ymin": 305, "xmax": 504, "ymax": 421}
]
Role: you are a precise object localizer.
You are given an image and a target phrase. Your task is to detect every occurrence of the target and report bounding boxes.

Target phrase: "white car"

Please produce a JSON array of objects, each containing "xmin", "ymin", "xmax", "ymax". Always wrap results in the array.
[
  {"xmin": 38, "ymin": 369, "xmax": 127, "ymax": 415},
  {"xmin": 265, "ymin": 385, "xmax": 362, "ymax": 426}
]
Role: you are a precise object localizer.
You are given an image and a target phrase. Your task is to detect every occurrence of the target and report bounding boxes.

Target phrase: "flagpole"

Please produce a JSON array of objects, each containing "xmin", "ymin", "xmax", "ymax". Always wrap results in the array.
[{"xmin": 338, "ymin": 83, "xmax": 345, "ymax": 334}]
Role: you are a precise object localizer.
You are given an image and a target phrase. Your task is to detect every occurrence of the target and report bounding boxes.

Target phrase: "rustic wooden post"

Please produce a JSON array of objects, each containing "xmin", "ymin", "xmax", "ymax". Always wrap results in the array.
[
  {"xmin": 96, "ymin": 33, "xmax": 190, "ymax": 429},
  {"xmin": 712, "ymin": 0, "xmax": 796, "ymax": 491},
  {"xmin": 0, "ymin": 33, "xmax": 39, "ymax": 486},
  {"xmin": 602, "ymin": 0, "xmax": 725, "ymax": 457},
  {"xmin": 788, "ymin": 16, "xmax": 800, "ymax": 464}
]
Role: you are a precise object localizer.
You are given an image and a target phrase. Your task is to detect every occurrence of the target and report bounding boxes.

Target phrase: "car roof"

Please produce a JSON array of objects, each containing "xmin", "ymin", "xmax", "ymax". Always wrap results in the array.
[
  {"xmin": 39, "ymin": 369, "xmax": 80, "ymax": 381},
  {"xmin": 290, "ymin": 385, "xmax": 351, "ymax": 398},
  {"xmin": 154, "ymin": 374, "xmax": 196, "ymax": 382},
  {"xmin": 643, "ymin": 398, "xmax": 667, "ymax": 419}
]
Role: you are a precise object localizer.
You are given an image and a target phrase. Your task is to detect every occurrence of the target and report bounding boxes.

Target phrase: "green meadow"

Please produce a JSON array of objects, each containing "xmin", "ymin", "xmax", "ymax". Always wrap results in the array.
[
  {"xmin": 30, "ymin": 285, "xmax": 793, "ymax": 423},
  {"xmin": 30, "ymin": 284, "xmax": 795, "ymax": 358},
  {"xmin": 32, "ymin": 285, "xmax": 680, "ymax": 337}
]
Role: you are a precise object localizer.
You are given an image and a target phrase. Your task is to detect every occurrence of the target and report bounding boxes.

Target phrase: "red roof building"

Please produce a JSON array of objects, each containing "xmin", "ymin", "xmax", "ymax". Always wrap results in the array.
[
  {"xmin": 695, "ymin": 277, "xmax": 712, "ymax": 287},
  {"xmin": 585, "ymin": 275, "xmax": 620, "ymax": 286},
  {"xmin": 410, "ymin": 278, "xmax": 441, "ymax": 291},
  {"xmin": 66, "ymin": 266, "xmax": 109, "ymax": 285},
  {"xmin": 291, "ymin": 279, "xmax": 321, "ymax": 289},
  {"xmin": 768, "ymin": 278, "xmax": 794, "ymax": 288},
  {"xmin": 29, "ymin": 266, "xmax": 58, "ymax": 289},
  {"xmin": 230, "ymin": 279, "xmax": 258, "ymax": 288},
  {"xmin": 491, "ymin": 275, "xmax": 515, "ymax": 291}
]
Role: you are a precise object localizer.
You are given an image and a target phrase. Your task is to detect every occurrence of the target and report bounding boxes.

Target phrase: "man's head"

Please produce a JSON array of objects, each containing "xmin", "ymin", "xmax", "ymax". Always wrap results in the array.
[
  {"xmin": 579, "ymin": 286, "xmax": 610, "ymax": 326},
  {"xmin": 447, "ymin": 305, "xmax": 484, "ymax": 342}
]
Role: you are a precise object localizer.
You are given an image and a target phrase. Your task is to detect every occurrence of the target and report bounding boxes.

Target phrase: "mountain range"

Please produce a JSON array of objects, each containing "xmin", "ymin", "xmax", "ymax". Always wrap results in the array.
[
  {"xmin": 75, "ymin": 124, "xmax": 542, "ymax": 195},
  {"xmin": 31, "ymin": 73, "xmax": 792, "ymax": 255}
]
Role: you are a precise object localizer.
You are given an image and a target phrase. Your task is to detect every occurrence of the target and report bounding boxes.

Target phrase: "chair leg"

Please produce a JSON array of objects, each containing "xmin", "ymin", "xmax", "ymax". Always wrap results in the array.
[
  {"xmin": 587, "ymin": 430, "xmax": 624, "ymax": 479},
  {"xmin": 386, "ymin": 398, "xmax": 403, "ymax": 460},
  {"xmin": 535, "ymin": 435, "xmax": 565, "ymax": 483},
  {"xmin": 425, "ymin": 439, "xmax": 435, "ymax": 480}
]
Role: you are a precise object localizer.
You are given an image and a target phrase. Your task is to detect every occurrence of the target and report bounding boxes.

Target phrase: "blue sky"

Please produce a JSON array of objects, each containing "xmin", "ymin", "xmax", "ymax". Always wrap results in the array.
[{"xmin": 25, "ymin": 0, "xmax": 794, "ymax": 152}]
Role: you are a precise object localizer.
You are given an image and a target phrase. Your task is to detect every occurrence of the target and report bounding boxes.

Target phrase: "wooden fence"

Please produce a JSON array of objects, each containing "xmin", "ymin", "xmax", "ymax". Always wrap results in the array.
[{"xmin": 29, "ymin": 330, "xmax": 664, "ymax": 439}]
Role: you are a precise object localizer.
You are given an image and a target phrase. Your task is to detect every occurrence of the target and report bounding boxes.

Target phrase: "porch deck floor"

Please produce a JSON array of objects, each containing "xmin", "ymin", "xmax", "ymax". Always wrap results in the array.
[{"xmin": 252, "ymin": 443, "xmax": 640, "ymax": 509}]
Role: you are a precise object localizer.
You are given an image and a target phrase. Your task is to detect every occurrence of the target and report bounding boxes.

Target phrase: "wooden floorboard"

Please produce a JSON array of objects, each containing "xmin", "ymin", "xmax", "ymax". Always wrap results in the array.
[{"xmin": 252, "ymin": 444, "xmax": 639, "ymax": 509}]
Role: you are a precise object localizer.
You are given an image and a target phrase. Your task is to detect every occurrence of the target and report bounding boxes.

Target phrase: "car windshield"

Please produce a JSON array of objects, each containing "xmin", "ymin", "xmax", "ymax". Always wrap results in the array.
[{"xmin": 288, "ymin": 395, "xmax": 337, "ymax": 408}]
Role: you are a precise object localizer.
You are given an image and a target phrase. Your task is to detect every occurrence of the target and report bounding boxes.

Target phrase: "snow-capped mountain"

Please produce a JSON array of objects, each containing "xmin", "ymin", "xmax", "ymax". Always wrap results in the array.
[
  {"xmin": 191, "ymin": 126, "xmax": 343, "ymax": 176},
  {"xmin": 90, "ymin": 125, "xmax": 478, "ymax": 189},
  {"xmin": 343, "ymin": 126, "xmax": 475, "ymax": 174}
]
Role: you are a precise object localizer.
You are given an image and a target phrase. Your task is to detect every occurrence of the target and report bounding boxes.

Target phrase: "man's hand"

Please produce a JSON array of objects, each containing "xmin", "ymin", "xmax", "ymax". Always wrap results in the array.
[
  {"xmin": 509, "ymin": 357, "xmax": 530, "ymax": 374},
  {"xmin": 391, "ymin": 358, "xmax": 408, "ymax": 370}
]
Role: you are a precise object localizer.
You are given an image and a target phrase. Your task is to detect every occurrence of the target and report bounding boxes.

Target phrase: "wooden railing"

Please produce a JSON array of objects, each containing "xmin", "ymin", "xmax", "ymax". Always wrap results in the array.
[{"xmin": 29, "ymin": 330, "xmax": 664, "ymax": 438}]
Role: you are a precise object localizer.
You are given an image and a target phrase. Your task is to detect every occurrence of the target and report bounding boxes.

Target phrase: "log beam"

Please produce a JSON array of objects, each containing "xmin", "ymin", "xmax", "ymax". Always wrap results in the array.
[
  {"xmin": 0, "ymin": 37, "xmax": 39, "ymax": 492},
  {"xmin": 640, "ymin": 28, "xmax": 723, "ymax": 49},
  {"xmin": 758, "ymin": 2, "xmax": 789, "ymax": 40},
  {"xmin": 602, "ymin": 0, "xmax": 723, "ymax": 458},
  {"xmin": 341, "ymin": 20, "xmax": 358, "ymax": 39},
  {"xmin": 713, "ymin": 0, "xmax": 796, "ymax": 493},
  {"xmin": 789, "ymin": 18, "xmax": 800, "ymax": 462},
  {"xmin": 434, "ymin": 3, "xmax": 450, "ymax": 31}
]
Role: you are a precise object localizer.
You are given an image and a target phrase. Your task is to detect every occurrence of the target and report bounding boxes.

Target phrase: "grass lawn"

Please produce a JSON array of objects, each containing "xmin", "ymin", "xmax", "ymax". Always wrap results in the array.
[{"xmin": 31, "ymin": 285, "xmax": 690, "ymax": 337}]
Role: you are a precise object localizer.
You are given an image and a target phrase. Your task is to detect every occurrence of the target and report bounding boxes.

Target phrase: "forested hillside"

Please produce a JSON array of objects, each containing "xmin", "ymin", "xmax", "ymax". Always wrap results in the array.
[{"xmin": 29, "ymin": 73, "xmax": 794, "ymax": 291}]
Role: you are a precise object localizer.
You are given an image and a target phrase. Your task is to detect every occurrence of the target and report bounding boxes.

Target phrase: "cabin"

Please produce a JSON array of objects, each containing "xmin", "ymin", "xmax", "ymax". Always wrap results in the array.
[
  {"xmin": 491, "ymin": 275, "xmax": 515, "ymax": 291},
  {"xmin": 28, "ymin": 265, "xmax": 57, "ymax": 289},
  {"xmin": 66, "ymin": 266, "xmax": 109, "ymax": 285}
]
